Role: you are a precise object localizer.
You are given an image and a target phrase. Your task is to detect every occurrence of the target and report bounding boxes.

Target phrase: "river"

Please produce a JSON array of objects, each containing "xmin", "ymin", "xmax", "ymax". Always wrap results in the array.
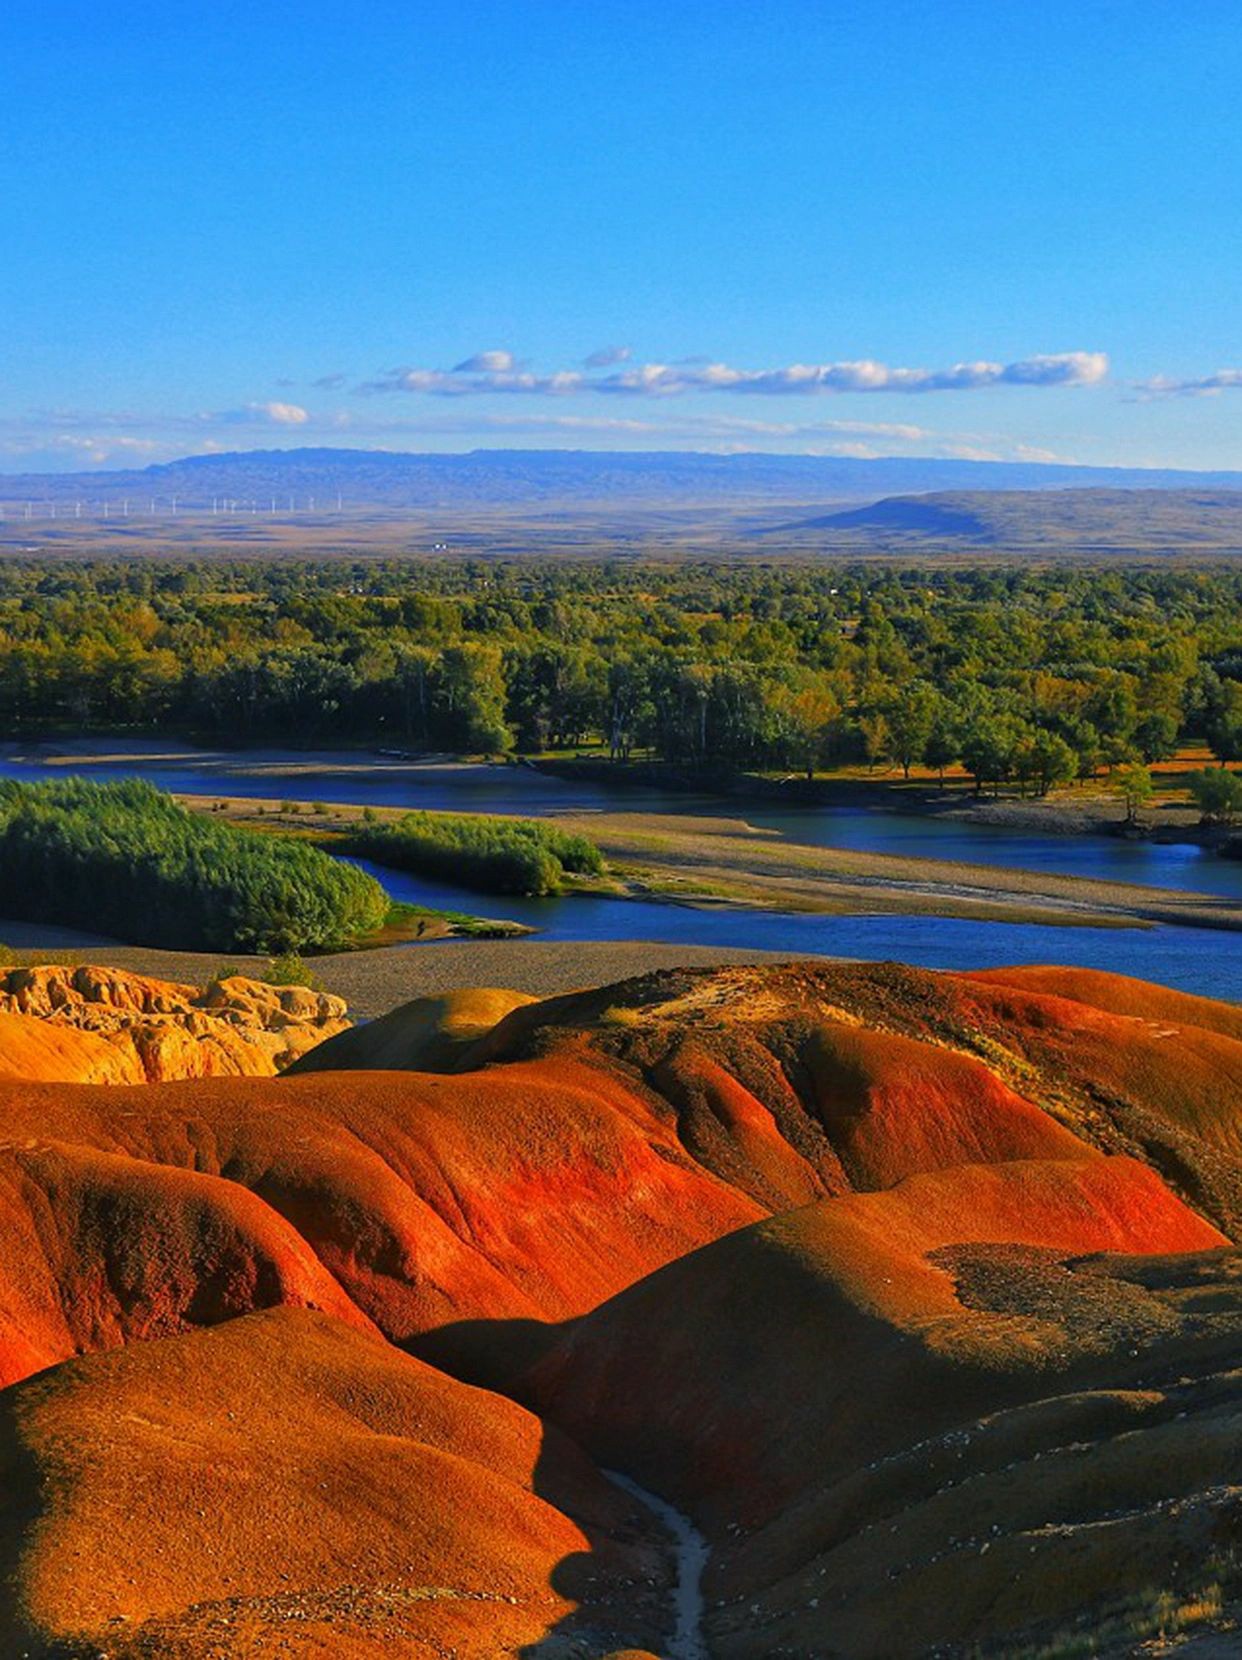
[{"xmin": 3, "ymin": 744, "xmax": 1241, "ymax": 999}]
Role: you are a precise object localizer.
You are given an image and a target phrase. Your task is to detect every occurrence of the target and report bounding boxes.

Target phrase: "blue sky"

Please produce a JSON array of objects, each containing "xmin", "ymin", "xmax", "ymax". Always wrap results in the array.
[{"xmin": 3, "ymin": 1, "xmax": 1241, "ymax": 471}]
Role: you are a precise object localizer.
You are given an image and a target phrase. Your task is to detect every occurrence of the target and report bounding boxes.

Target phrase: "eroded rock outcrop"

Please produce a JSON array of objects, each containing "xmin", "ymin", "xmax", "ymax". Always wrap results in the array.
[{"xmin": 0, "ymin": 964, "xmax": 350, "ymax": 1082}]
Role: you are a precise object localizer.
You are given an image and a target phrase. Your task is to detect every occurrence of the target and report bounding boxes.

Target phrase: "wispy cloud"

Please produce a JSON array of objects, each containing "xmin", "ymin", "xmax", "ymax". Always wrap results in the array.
[
  {"xmin": 0, "ymin": 431, "xmax": 174, "ymax": 467},
  {"xmin": 431, "ymin": 413, "xmax": 938, "ymax": 440},
  {"xmin": 451, "ymin": 349, "xmax": 517, "ymax": 373},
  {"xmin": 290, "ymin": 409, "xmax": 1068, "ymax": 463},
  {"xmin": 361, "ymin": 350, "xmax": 1109, "ymax": 398},
  {"xmin": 1135, "ymin": 369, "xmax": 1242, "ymax": 398},
  {"xmin": 583, "ymin": 344, "xmax": 632, "ymax": 368}
]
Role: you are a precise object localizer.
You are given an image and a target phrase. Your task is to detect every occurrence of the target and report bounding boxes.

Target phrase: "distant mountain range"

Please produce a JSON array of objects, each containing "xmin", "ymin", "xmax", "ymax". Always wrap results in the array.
[{"xmin": 5, "ymin": 446, "xmax": 1242, "ymax": 510}]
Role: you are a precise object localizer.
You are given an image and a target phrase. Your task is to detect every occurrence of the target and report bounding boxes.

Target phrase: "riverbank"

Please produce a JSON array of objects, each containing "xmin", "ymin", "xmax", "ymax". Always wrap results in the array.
[
  {"xmin": 2, "ymin": 734, "xmax": 1220, "ymax": 851},
  {"xmin": 561, "ymin": 809, "xmax": 1242, "ymax": 930},
  {"xmin": 188, "ymin": 794, "xmax": 1242, "ymax": 935},
  {"xmin": 4, "ymin": 738, "xmax": 1215, "ymax": 847},
  {"xmin": 533, "ymin": 754, "xmax": 1219, "ymax": 847}
]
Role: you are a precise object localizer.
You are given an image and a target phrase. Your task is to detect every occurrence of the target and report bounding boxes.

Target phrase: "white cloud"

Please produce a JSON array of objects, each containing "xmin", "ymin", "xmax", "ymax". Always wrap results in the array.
[
  {"xmin": 213, "ymin": 401, "xmax": 310, "ymax": 426},
  {"xmin": 254, "ymin": 400, "xmax": 309, "ymax": 424},
  {"xmin": 0, "ymin": 432, "xmax": 174, "ymax": 466},
  {"xmin": 362, "ymin": 350, "xmax": 1109, "ymax": 399},
  {"xmin": 0, "ymin": 394, "xmax": 1086, "ymax": 470},
  {"xmin": 1136, "ymin": 369, "xmax": 1242, "ymax": 398}
]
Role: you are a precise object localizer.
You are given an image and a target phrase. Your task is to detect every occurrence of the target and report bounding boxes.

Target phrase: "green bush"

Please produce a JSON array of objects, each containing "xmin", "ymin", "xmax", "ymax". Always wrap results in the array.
[
  {"xmin": 1186, "ymin": 767, "xmax": 1242, "ymax": 824},
  {"xmin": 262, "ymin": 951, "xmax": 328, "ymax": 991},
  {"xmin": 342, "ymin": 810, "xmax": 604, "ymax": 896},
  {"xmin": 0, "ymin": 778, "xmax": 389, "ymax": 953}
]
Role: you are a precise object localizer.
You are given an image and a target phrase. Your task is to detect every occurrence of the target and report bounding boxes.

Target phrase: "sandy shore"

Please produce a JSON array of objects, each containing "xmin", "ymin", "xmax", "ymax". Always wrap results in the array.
[
  {"xmin": 0, "ymin": 736, "xmax": 490, "ymax": 780},
  {"xmin": 554, "ymin": 810, "xmax": 1242, "ymax": 932},
  {"xmin": 0, "ymin": 936, "xmax": 815, "ymax": 1019}
]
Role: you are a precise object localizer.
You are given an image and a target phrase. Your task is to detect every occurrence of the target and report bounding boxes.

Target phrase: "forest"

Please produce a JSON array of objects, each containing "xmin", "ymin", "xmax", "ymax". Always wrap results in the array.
[
  {"xmin": 0, "ymin": 778, "xmax": 389, "ymax": 952},
  {"xmin": 3, "ymin": 559, "xmax": 1242, "ymax": 795}
]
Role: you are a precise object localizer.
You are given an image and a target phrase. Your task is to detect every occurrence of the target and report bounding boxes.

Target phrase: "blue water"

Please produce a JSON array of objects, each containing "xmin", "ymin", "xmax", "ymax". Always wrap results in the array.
[
  {"xmin": 351, "ymin": 860, "xmax": 1242, "ymax": 1002},
  {"xmin": 3, "ymin": 744, "xmax": 1238, "ymax": 895},
  {"xmin": 5, "ymin": 745, "xmax": 1241, "ymax": 999}
]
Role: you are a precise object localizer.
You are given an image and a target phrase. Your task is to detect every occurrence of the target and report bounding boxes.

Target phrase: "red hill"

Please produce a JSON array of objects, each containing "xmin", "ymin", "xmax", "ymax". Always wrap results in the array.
[{"xmin": 0, "ymin": 959, "xmax": 1238, "ymax": 1655}]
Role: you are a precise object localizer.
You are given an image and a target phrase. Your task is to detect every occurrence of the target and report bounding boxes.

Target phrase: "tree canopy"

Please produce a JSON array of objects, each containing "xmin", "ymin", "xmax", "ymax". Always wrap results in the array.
[{"xmin": 1, "ymin": 557, "xmax": 1239, "ymax": 788}]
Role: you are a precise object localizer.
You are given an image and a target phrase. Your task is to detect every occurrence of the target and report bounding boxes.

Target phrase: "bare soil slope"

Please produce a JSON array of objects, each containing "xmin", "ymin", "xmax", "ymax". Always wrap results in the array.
[{"xmin": 0, "ymin": 960, "xmax": 1239, "ymax": 1656}]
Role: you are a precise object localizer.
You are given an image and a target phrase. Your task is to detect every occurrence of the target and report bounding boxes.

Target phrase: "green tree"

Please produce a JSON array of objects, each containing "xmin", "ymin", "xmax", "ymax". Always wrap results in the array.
[
  {"xmin": 432, "ymin": 645, "xmax": 513, "ymax": 753},
  {"xmin": 884, "ymin": 682, "xmax": 939, "ymax": 781},
  {"xmin": 1186, "ymin": 767, "xmax": 1242, "ymax": 824},
  {"xmin": 922, "ymin": 722, "xmax": 958, "ymax": 787},
  {"xmin": 771, "ymin": 676, "xmax": 841, "ymax": 779},
  {"xmin": 1014, "ymin": 729, "xmax": 1077, "ymax": 798},
  {"xmin": 1115, "ymin": 763, "xmax": 1155, "ymax": 825},
  {"xmin": 1085, "ymin": 675, "xmax": 1138, "ymax": 732},
  {"xmin": 858, "ymin": 711, "xmax": 891, "ymax": 772},
  {"xmin": 1133, "ymin": 711, "xmax": 1179, "ymax": 764},
  {"xmin": 1203, "ymin": 678, "xmax": 1242, "ymax": 765},
  {"xmin": 959, "ymin": 713, "xmax": 1028, "ymax": 797}
]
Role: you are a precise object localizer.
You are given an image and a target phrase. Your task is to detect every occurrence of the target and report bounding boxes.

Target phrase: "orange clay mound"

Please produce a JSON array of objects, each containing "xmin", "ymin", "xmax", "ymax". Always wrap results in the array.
[
  {"xmin": 0, "ymin": 964, "xmax": 350, "ymax": 1081},
  {"xmin": 1, "ymin": 959, "xmax": 1239, "ymax": 1391},
  {"xmin": 934, "ymin": 967, "xmax": 1242, "ymax": 1228},
  {"xmin": 0, "ymin": 1060, "xmax": 761, "ymax": 1387},
  {"xmin": 523, "ymin": 1162, "xmax": 1239, "ymax": 1659},
  {"xmin": 0, "ymin": 960, "xmax": 1239, "ymax": 1656},
  {"xmin": 963, "ymin": 961, "xmax": 1242, "ymax": 1041},
  {"xmin": 0, "ymin": 1009, "xmax": 146, "ymax": 1086},
  {"xmin": 467, "ymin": 959, "xmax": 1242, "ymax": 1229},
  {"xmin": 0, "ymin": 1306, "xmax": 671, "ymax": 1658},
  {"xmin": 525, "ymin": 1155, "xmax": 1227, "ymax": 1518},
  {"xmin": 286, "ymin": 985, "xmax": 536, "ymax": 1074},
  {"xmin": 0, "ymin": 1132, "xmax": 375, "ymax": 1387}
]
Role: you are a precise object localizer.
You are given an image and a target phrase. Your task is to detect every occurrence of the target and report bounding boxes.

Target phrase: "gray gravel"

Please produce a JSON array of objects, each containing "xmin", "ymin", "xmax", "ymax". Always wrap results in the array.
[{"xmin": 0, "ymin": 930, "xmax": 822, "ymax": 1019}]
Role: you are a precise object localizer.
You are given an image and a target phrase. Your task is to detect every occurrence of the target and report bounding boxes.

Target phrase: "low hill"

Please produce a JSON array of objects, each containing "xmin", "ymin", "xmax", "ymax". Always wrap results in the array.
[
  {"xmin": 774, "ymin": 486, "xmax": 1242, "ymax": 552},
  {"xmin": 0, "ymin": 1306, "xmax": 670, "ymax": 1657},
  {"xmin": 526, "ymin": 1182, "xmax": 1238, "ymax": 1658}
]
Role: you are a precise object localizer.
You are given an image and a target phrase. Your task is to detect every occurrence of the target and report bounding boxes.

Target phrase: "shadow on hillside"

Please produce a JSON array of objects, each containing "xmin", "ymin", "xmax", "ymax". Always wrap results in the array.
[
  {"xmin": 517, "ymin": 1430, "xmax": 676, "ymax": 1659},
  {"xmin": 0, "ymin": 1383, "xmax": 49, "ymax": 1656},
  {"xmin": 411, "ymin": 1316, "xmax": 677, "ymax": 1659}
]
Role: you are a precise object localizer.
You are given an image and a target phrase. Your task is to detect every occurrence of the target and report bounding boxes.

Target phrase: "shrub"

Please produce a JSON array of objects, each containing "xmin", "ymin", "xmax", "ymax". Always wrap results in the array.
[
  {"xmin": 263, "ymin": 952, "xmax": 327, "ymax": 991},
  {"xmin": 0, "ymin": 778, "xmax": 389, "ymax": 953},
  {"xmin": 342, "ymin": 810, "xmax": 604, "ymax": 896},
  {"xmin": 1186, "ymin": 767, "xmax": 1242, "ymax": 824}
]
